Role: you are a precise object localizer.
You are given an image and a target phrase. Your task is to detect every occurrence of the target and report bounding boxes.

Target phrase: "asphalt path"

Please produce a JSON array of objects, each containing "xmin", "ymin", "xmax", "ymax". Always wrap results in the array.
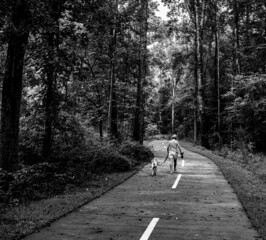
[{"xmin": 25, "ymin": 140, "xmax": 262, "ymax": 240}]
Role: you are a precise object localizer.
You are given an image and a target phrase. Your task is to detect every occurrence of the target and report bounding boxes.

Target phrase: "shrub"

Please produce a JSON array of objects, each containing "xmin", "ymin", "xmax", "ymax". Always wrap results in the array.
[
  {"xmin": 1, "ymin": 140, "xmax": 154, "ymax": 206},
  {"xmin": 145, "ymin": 124, "xmax": 160, "ymax": 138},
  {"xmin": 0, "ymin": 163, "xmax": 78, "ymax": 204},
  {"xmin": 0, "ymin": 169, "xmax": 14, "ymax": 204},
  {"xmin": 216, "ymin": 145, "xmax": 266, "ymax": 184},
  {"xmin": 119, "ymin": 141, "xmax": 154, "ymax": 164},
  {"xmin": 90, "ymin": 147, "xmax": 132, "ymax": 173}
]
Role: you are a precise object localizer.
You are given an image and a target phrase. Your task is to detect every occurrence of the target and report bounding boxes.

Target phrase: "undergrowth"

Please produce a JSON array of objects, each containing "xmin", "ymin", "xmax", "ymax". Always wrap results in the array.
[
  {"xmin": 215, "ymin": 146, "xmax": 266, "ymax": 183},
  {"xmin": 0, "ymin": 140, "xmax": 154, "ymax": 240},
  {"xmin": 0, "ymin": 141, "xmax": 154, "ymax": 207}
]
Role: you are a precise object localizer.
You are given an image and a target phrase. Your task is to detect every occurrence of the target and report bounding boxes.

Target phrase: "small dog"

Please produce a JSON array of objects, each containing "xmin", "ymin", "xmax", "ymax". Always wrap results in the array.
[{"xmin": 151, "ymin": 158, "xmax": 158, "ymax": 176}]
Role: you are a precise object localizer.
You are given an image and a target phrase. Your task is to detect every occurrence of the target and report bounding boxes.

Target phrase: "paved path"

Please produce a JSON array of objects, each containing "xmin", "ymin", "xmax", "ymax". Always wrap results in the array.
[{"xmin": 25, "ymin": 140, "xmax": 262, "ymax": 240}]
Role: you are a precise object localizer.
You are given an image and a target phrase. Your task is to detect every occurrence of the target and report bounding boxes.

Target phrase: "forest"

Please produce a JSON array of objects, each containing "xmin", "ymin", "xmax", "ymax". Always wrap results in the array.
[
  {"xmin": 1, "ymin": 0, "xmax": 266, "ymax": 172},
  {"xmin": 1, "ymin": 0, "xmax": 266, "ymax": 238},
  {"xmin": 0, "ymin": 0, "xmax": 266, "ymax": 204},
  {"xmin": 0, "ymin": 0, "xmax": 266, "ymax": 191},
  {"xmin": 152, "ymin": 0, "xmax": 266, "ymax": 152}
]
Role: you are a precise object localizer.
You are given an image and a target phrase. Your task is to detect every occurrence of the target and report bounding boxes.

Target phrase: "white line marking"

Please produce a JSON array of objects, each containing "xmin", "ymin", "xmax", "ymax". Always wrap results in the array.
[
  {"xmin": 182, "ymin": 160, "xmax": 185, "ymax": 167},
  {"xmin": 139, "ymin": 218, "xmax": 159, "ymax": 240},
  {"xmin": 172, "ymin": 174, "xmax": 182, "ymax": 189}
]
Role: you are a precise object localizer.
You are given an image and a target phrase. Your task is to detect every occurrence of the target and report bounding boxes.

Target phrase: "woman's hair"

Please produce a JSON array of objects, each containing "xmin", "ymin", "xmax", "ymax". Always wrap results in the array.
[{"xmin": 171, "ymin": 134, "xmax": 177, "ymax": 139}]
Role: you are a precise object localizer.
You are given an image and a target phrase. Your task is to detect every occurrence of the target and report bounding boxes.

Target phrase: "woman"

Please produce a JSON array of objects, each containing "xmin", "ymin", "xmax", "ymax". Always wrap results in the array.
[{"xmin": 167, "ymin": 134, "xmax": 182, "ymax": 173}]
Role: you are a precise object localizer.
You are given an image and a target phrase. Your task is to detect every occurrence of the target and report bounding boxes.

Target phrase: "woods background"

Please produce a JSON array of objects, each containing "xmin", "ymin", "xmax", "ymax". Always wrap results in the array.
[{"xmin": 1, "ymin": 0, "xmax": 266, "ymax": 172}]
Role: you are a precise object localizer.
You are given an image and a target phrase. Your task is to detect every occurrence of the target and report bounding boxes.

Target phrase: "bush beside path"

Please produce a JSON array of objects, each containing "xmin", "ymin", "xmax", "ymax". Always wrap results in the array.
[{"xmin": 0, "ymin": 141, "xmax": 154, "ymax": 240}]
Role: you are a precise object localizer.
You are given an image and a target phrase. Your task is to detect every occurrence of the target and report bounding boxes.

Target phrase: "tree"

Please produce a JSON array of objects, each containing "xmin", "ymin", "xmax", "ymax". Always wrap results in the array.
[
  {"xmin": 213, "ymin": 0, "xmax": 221, "ymax": 148},
  {"xmin": 133, "ymin": 0, "xmax": 149, "ymax": 144},
  {"xmin": 108, "ymin": 0, "xmax": 119, "ymax": 140},
  {"xmin": 41, "ymin": 0, "xmax": 66, "ymax": 161},
  {"xmin": 0, "ymin": 0, "xmax": 30, "ymax": 171}
]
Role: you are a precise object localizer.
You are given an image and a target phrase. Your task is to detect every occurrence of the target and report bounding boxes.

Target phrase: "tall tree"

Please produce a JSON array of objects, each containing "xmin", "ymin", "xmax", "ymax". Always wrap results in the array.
[
  {"xmin": 0, "ymin": 0, "xmax": 30, "ymax": 171},
  {"xmin": 133, "ymin": 0, "xmax": 148, "ymax": 144},
  {"xmin": 107, "ymin": 0, "xmax": 119, "ymax": 140},
  {"xmin": 233, "ymin": 0, "xmax": 241, "ymax": 75},
  {"xmin": 181, "ymin": 0, "xmax": 207, "ymax": 145},
  {"xmin": 42, "ymin": 0, "xmax": 65, "ymax": 161},
  {"xmin": 213, "ymin": 0, "xmax": 221, "ymax": 148}
]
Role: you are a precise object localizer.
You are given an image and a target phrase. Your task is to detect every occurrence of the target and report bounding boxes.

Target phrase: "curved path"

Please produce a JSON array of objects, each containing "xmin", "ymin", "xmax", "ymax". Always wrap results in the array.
[{"xmin": 25, "ymin": 140, "xmax": 262, "ymax": 240}]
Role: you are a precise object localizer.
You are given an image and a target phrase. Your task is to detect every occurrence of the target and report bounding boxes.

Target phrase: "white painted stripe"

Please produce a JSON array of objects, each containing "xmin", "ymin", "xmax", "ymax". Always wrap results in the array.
[
  {"xmin": 172, "ymin": 174, "xmax": 182, "ymax": 189},
  {"xmin": 182, "ymin": 160, "xmax": 185, "ymax": 167},
  {"xmin": 139, "ymin": 218, "xmax": 159, "ymax": 240}
]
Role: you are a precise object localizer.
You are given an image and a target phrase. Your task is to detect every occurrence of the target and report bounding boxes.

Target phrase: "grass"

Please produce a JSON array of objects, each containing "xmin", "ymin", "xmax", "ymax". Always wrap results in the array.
[
  {"xmin": 0, "ymin": 163, "xmax": 148, "ymax": 240},
  {"xmin": 180, "ymin": 140, "xmax": 266, "ymax": 240}
]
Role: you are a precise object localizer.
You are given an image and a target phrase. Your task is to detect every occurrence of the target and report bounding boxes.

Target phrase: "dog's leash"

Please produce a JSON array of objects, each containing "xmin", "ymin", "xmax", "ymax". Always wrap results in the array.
[
  {"xmin": 158, "ymin": 153, "xmax": 169, "ymax": 166},
  {"xmin": 158, "ymin": 152, "xmax": 184, "ymax": 166}
]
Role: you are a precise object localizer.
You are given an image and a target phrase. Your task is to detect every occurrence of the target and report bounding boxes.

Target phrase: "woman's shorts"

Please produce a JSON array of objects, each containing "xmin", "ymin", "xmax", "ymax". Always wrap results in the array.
[{"xmin": 168, "ymin": 151, "xmax": 177, "ymax": 160}]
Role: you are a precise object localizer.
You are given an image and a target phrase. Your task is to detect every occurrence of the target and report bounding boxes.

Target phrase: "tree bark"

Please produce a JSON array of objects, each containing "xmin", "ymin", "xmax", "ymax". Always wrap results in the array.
[
  {"xmin": 194, "ymin": 0, "xmax": 208, "ymax": 147},
  {"xmin": 42, "ymin": 1, "xmax": 63, "ymax": 161},
  {"xmin": 108, "ymin": 0, "xmax": 119, "ymax": 140},
  {"xmin": 171, "ymin": 79, "xmax": 175, "ymax": 134},
  {"xmin": 42, "ymin": 34, "xmax": 55, "ymax": 161},
  {"xmin": 193, "ymin": 0, "xmax": 202, "ymax": 144},
  {"xmin": 0, "ymin": 0, "xmax": 30, "ymax": 171},
  {"xmin": 231, "ymin": 0, "xmax": 241, "ymax": 148},
  {"xmin": 233, "ymin": 0, "xmax": 241, "ymax": 75},
  {"xmin": 133, "ymin": 0, "xmax": 148, "ymax": 144},
  {"xmin": 194, "ymin": 108, "xmax": 197, "ymax": 144},
  {"xmin": 214, "ymin": 1, "xmax": 221, "ymax": 149},
  {"xmin": 107, "ymin": 47, "xmax": 118, "ymax": 140}
]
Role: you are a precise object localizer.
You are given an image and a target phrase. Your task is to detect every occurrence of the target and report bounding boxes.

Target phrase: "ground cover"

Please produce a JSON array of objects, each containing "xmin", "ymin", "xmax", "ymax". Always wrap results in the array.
[
  {"xmin": 0, "ymin": 168, "xmax": 147, "ymax": 240},
  {"xmin": 0, "ymin": 141, "xmax": 153, "ymax": 240}
]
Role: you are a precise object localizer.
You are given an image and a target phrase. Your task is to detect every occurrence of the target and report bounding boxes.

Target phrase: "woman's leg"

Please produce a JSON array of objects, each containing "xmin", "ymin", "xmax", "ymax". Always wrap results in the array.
[{"xmin": 169, "ymin": 156, "xmax": 174, "ymax": 173}]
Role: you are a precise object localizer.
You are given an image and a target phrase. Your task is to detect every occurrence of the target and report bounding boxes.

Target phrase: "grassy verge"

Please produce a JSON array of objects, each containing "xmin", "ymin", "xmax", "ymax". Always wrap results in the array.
[
  {"xmin": 0, "ymin": 162, "xmax": 148, "ymax": 240},
  {"xmin": 180, "ymin": 140, "xmax": 266, "ymax": 240}
]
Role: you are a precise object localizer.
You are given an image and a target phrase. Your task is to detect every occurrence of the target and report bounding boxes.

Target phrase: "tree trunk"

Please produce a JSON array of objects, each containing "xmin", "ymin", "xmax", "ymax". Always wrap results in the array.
[
  {"xmin": 214, "ymin": 1, "xmax": 221, "ymax": 149},
  {"xmin": 133, "ymin": 0, "xmax": 148, "ymax": 144},
  {"xmin": 171, "ymin": 80, "xmax": 175, "ymax": 134},
  {"xmin": 194, "ymin": 109, "xmax": 197, "ymax": 145},
  {"xmin": 133, "ymin": 50, "xmax": 143, "ymax": 142},
  {"xmin": 194, "ymin": 0, "xmax": 202, "ymax": 144},
  {"xmin": 233, "ymin": 0, "xmax": 241, "ymax": 75},
  {"xmin": 0, "ymin": 0, "xmax": 29, "ymax": 171},
  {"xmin": 99, "ymin": 119, "xmax": 103, "ymax": 140},
  {"xmin": 42, "ymin": 35, "xmax": 55, "ymax": 161},
  {"xmin": 193, "ymin": 0, "xmax": 198, "ymax": 144},
  {"xmin": 108, "ymin": 0, "xmax": 119, "ymax": 140},
  {"xmin": 194, "ymin": 0, "xmax": 208, "ymax": 147},
  {"xmin": 231, "ymin": 0, "xmax": 240, "ymax": 148},
  {"xmin": 42, "ymin": 1, "xmax": 63, "ymax": 160}
]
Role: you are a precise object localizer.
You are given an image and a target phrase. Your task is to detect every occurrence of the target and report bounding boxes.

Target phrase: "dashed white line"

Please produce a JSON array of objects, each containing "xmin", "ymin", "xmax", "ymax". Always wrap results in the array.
[
  {"xmin": 172, "ymin": 174, "xmax": 182, "ymax": 189},
  {"xmin": 139, "ymin": 218, "xmax": 159, "ymax": 240},
  {"xmin": 182, "ymin": 159, "xmax": 185, "ymax": 167}
]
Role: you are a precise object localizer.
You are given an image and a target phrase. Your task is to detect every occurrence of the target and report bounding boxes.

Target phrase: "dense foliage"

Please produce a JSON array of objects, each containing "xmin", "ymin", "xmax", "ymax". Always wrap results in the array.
[
  {"xmin": 0, "ymin": 0, "xmax": 160, "ymax": 172},
  {"xmin": 0, "ymin": 141, "xmax": 154, "ymax": 205},
  {"xmin": 148, "ymin": 0, "xmax": 266, "ymax": 153},
  {"xmin": 1, "ymin": 0, "xmax": 266, "ymax": 207}
]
